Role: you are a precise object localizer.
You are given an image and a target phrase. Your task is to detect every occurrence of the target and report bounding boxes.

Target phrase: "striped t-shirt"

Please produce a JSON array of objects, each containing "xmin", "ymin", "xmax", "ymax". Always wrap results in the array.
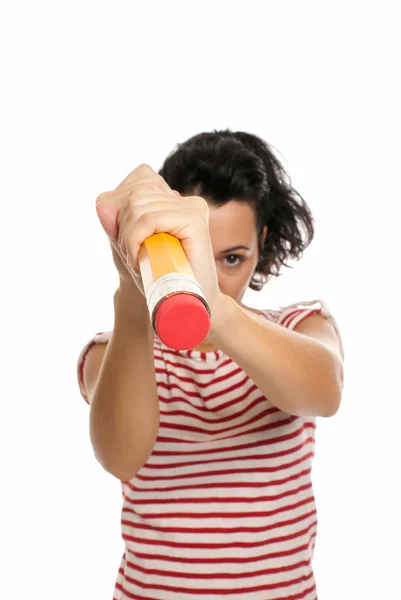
[{"xmin": 77, "ymin": 299, "xmax": 343, "ymax": 600}]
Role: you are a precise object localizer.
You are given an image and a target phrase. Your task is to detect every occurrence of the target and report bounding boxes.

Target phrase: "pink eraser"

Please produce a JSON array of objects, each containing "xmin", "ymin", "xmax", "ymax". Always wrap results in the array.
[{"xmin": 154, "ymin": 293, "xmax": 211, "ymax": 350}]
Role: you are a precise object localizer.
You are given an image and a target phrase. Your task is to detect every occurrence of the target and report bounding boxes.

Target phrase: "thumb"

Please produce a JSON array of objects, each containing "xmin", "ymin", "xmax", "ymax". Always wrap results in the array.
[{"xmin": 95, "ymin": 202, "xmax": 119, "ymax": 241}]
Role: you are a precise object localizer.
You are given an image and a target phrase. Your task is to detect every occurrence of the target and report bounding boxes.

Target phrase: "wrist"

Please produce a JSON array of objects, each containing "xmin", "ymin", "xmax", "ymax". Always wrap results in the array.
[{"xmin": 208, "ymin": 293, "xmax": 235, "ymax": 340}]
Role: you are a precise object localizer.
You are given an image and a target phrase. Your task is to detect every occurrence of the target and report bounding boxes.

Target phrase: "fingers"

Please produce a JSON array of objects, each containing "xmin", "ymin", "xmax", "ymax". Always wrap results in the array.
[
  {"xmin": 125, "ymin": 183, "xmax": 174, "ymax": 201},
  {"xmin": 95, "ymin": 164, "xmax": 186, "ymax": 275},
  {"xmin": 116, "ymin": 198, "xmax": 180, "ymax": 265},
  {"xmin": 132, "ymin": 177, "xmax": 176, "ymax": 196},
  {"xmin": 117, "ymin": 163, "xmax": 154, "ymax": 188},
  {"xmin": 116, "ymin": 163, "xmax": 173, "ymax": 194},
  {"xmin": 95, "ymin": 201, "xmax": 120, "ymax": 241},
  {"xmin": 118, "ymin": 204, "xmax": 202, "ymax": 272},
  {"xmin": 96, "ymin": 167, "xmax": 177, "ymax": 237}
]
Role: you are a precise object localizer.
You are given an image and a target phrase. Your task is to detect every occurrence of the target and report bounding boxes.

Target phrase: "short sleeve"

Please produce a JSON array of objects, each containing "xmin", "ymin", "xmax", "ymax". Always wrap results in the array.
[
  {"xmin": 77, "ymin": 330, "xmax": 113, "ymax": 403},
  {"xmin": 263, "ymin": 299, "xmax": 344, "ymax": 359}
]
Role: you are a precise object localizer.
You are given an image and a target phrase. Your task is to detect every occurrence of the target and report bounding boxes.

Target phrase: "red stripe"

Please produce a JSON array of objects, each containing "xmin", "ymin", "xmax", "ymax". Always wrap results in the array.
[
  {"xmin": 129, "ymin": 438, "xmax": 314, "ymax": 475},
  {"xmin": 286, "ymin": 310, "xmax": 308, "ymax": 328},
  {"xmin": 126, "ymin": 480, "xmax": 314, "ymax": 511},
  {"xmin": 273, "ymin": 587, "xmax": 316, "ymax": 600},
  {"xmin": 121, "ymin": 508, "xmax": 316, "ymax": 536},
  {"xmin": 288, "ymin": 309, "xmax": 321, "ymax": 329},
  {"xmin": 116, "ymin": 567, "xmax": 315, "ymax": 595},
  {"xmin": 156, "ymin": 415, "xmax": 305, "ymax": 443},
  {"xmin": 156, "ymin": 386, "xmax": 271, "ymax": 414},
  {"xmin": 123, "ymin": 495, "xmax": 315, "ymax": 522},
  {"xmin": 157, "ymin": 404, "xmax": 286, "ymax": 438},
  {"xmin": 156, "ymin": 371, "xmax": 252, "ymax": 401},
  {"xmin": 114, "ymin": 584, "xmax": 316, "ymax": 600},
  {"xmin": 155, "ymin": 355, "xmax": 219, "ymax": 374},
  {"xmin": 157, "ymin": 382, "xmax": 271, "ymax": 416},
  {"xmin": 127, "ymin": 556, "xmax": 312, "ymax": 579},
  {"xmin": 295, "ymin": 310, "xmax": 322, "ymax": 327},
  {"xmin": 124, "ymin": 518, "xmax": 318, "ymax": 550},
  {"xmin": 128, "ymin": 482, "xmax": 312, "ymax": 508},
  {"xmin": 130, "ymin": 467, "xmax": 313, "ymax": 494},
  {"xmin": 159, "ymin": 395, "xmax": 279, "ymax": 426},
  {"xmin": 155, "ymin": 419, "xmax": 308, "ymax": 444},
  {"xmin": 133, "ymin": 531, "xmax": 317, "ymax": 564},
  {"xmin": 287, "ymin": 308, "xmax": 322, "ymax": 327},
  {"xmin": 280, "ymin": 309, "xmax": 304, "ymax": 328},
  {"xmin": 156, "ymin": 374, "xmax": 252, "ymax": 401},
  {"xmin": 158, "ymin": 346, "xmax": 224, "ymax": 362},
  {"xmin": 151, "ymin": 419, "xmax": 315, "ymax": 456},
  {"xmin": 156, "ymin": 363, "xmax": 243, "ymax": 387},
  {"xmin": 154, "ymin": 353, "xmax": 233, "ymax": 373},
  {"xmin": 134, "ymin": 452, "xmax": 315, "ymax": 483}
]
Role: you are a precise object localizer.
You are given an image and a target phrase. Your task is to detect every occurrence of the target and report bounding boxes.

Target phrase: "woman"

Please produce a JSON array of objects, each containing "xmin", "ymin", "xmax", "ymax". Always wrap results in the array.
[{"xmin": 77, "ymin": 129, "xmax": 344, "ymax": 599}]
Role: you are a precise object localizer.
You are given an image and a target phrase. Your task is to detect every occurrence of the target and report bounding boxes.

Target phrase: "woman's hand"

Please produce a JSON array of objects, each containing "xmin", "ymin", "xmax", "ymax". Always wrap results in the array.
[{"xmin": 95, "ymin": 163, "xmax": 224, "ymax": 315}]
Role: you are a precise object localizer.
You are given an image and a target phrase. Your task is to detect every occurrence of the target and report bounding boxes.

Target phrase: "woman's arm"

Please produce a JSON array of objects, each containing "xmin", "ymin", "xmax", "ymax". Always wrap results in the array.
[
  {"xmin": 209, "ymin": 295, "xmax": 344, "ymax": 418},
  {"xmin": 88, "ymin": 284, "xmax": 160, "ymax": 482}
]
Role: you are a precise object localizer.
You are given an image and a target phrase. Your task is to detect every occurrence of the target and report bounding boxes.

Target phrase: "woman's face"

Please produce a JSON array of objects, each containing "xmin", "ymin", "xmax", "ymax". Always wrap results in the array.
[{"xmin": 207, "ymin": 200, "xmax": 267, "ymax": 305}]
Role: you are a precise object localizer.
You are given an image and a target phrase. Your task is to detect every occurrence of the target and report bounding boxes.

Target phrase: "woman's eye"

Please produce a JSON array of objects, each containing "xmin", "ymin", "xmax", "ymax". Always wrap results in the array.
[{"xmin": 223, "ymin": 254, "xmax": 245, "ymax": 267}]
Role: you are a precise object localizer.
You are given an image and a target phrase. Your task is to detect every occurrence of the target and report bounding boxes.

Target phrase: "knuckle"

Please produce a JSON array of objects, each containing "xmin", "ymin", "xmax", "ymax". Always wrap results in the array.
[
  {"xmin": 156, "ymin": 180, "xmax": 167, "ymax": 193},
  {"xmin": 136, "ymin": 180, "xmax": 164, "ymax": 194},
  {"xmin": 194, "ymin": 195, "xmax": 209, "ymax": 212},
  {"xmin": 156, "ymin": 173, "xmax": 168, "ymax": 186},
  {"xmin": 138, "ymin": 211, "xmax": 152, "ymax": 226},
  {"xmin": 126, "ymin": 188, "xmax": 139, "ymax": 209},
  {"xmin": 141, "ymin": 176, "xmax": 166, "ymax": 193},
  {"xmin": 96, "ymin": 191, "xmax": 111, "ymax": 203},
  {"xmin": 137, "ymin": 163, "xmax": 153, "ymax": 174},
  {"xmin": 124, "ymin": 202, "xmax": 138, "ymax": 223}
]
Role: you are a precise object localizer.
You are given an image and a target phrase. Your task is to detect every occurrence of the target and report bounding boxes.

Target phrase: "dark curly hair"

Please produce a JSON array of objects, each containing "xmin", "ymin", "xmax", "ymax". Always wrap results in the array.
[{"xmin": 158, "ymin": 129, "xmax": 314, "ymax": 291}]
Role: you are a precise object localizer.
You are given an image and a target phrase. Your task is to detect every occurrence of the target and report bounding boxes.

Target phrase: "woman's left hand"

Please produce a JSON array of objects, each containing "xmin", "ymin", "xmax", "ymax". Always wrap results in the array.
[{"xmin": 96, "ymin": 163, "xmax": 226, "ymax": 319}]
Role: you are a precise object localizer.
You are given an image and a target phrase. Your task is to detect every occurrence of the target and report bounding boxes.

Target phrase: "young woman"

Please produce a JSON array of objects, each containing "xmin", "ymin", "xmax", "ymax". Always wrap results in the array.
[{"xmin": 77, "ymin": 129, "xmax": 344, "ymax": 600}]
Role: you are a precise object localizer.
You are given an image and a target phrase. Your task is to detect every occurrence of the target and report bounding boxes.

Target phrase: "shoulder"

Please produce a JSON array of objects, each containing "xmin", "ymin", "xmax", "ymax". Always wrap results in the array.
[
  {"xmin": 283, "ymin": 300, "xmax": 343, "ymax": 360},
  {"xmin": 294, "ymin": 312, "xmax": 343, "ymax": 359},
  {"xmin": 244, "ymin": 299, "xmax": 344, "ymax": 360}
]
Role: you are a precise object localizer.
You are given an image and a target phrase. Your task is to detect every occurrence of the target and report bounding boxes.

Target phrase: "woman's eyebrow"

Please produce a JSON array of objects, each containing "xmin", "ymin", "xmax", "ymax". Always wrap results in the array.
[{"xmin": 220, "ymin": 245, "xmax": 251, "ymax": 253}]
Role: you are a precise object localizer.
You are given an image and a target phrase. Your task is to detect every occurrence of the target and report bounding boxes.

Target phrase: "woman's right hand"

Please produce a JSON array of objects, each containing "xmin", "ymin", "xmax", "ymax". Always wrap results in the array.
[{"xmin": 95, "ymin": 165, "xmax": 180, "ymax": 298}]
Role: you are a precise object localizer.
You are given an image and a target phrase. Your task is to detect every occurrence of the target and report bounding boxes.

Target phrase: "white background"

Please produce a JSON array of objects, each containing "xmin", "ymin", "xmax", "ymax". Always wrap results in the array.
[{"xmin": 1, "ymin": 2, "xmax": 400, "ymax": 598}]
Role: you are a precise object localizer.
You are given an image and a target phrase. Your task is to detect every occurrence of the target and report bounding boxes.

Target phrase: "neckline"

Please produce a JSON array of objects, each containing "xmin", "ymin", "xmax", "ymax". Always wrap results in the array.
[
  {"xmin": 156, "ymin": 337, "xmax": 224, "ymax": 361},
  {"xmin": 154, "ymin": 307, "xmax": 271, "ymax": 362}
]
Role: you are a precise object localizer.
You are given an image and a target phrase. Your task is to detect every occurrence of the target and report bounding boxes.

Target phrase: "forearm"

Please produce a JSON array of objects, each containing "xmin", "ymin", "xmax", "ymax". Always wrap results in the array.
[
  {"xmin": 209, "ymin": 295, "xmax": 343, "ymax": 418},
  {"xmin": 89, "ymin": 285, "xmax": 159, "ymax": 481}
]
